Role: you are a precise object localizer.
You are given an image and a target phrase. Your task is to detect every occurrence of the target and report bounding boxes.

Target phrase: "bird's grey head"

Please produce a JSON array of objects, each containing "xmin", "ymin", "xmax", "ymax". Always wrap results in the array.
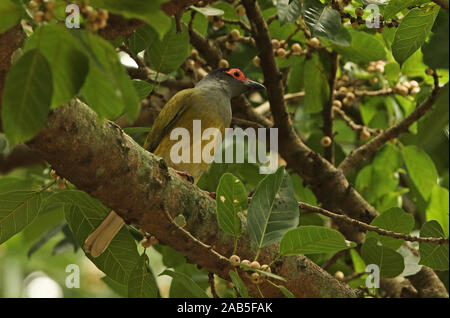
[{"xmin": 196, "ymin": 68, "xmax": 265, "ymax": 98}]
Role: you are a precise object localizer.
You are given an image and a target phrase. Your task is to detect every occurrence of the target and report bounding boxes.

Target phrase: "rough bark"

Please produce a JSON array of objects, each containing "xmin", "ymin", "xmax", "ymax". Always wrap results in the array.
[{"xmin": 26, "ymin": 99, "xmax": 361, "ymax": 298}]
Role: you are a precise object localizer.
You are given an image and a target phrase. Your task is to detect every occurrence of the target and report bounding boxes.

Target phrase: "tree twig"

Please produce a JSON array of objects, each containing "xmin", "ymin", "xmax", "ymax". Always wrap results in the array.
[
  {"xmin": 298, "ymin": 201, "xmax": 449, "ymax": 244},
  {"xmin": 338, "ymin": 70, "xmax": 442, "ymax": 175},
  {"xmin": 333, "ymin": 106, "xmax": 381, "ymax": 136}
]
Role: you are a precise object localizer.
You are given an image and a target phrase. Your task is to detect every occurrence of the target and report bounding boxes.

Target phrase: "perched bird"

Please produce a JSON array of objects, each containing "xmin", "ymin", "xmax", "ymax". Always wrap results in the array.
[{"xmin": 84, "ymin": 68, "xmax": 265, "ymax": 257}]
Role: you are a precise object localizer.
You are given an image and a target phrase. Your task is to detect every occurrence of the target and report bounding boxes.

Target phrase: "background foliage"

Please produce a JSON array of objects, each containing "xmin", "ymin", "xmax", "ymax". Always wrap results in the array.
[{"xmin": 0, "ymin": 0, "xmax": 448, "ymax": 298}]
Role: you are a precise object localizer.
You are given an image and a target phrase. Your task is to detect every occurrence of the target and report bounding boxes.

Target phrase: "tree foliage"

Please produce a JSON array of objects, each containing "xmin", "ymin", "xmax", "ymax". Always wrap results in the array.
[{"xmin": 0, "ymin": 0, "xmax": 448, "ymax": 298}]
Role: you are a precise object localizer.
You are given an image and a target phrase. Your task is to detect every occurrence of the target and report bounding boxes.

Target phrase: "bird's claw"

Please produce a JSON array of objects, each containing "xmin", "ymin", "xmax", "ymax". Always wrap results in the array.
[
  {"xmin": 174, "ymin": 170, "xmax": 194, "ymax": 183},
  {"xmin": 208, "ymin": 192, "xmax": 216, "ymax": 200}
]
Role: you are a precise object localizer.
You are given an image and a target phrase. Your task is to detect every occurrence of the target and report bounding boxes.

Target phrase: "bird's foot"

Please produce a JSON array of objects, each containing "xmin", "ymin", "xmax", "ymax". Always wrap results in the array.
[
  {"xmin": 174, "ymin": 170, "xmax": 194, "ymax": 183},
  {"xmin": 208, "ymin": 192, "xmax": 216, "ymax": 200}
]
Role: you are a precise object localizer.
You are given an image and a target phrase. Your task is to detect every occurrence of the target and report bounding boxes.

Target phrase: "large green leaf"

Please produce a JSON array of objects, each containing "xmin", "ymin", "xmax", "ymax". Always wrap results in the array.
[
  {"xmin": 1, "ymin": 49, "xmax": 53, "ymax": 144},
  {"xmin": 426, "ymin": 186, "xmax": 449, "ymax": 237},
  {"xmin": 361, "ymin": 238, "xmax": 405, "ymax": 278},
  {"xmin": 402, "ymin": 145, "xmax": 438, "ymax": 201},
  {"xmin": 277, "ymin": 0, "xmax": 302, "ymax": 25},
  {"xmin": 127, "ymin": 253, "xmax": 159, "ymax": 298},
  {"xmin": 0, "ymin": 177, "xmax": 33, "ymax": 193},
  {"xmin": 392, "ymin": 5, "xmax": 440, "ymax": 65},
  {"xmin": 132, "ymin": 80, "xmax": 153, "ymax": 101},
  {"xmin": 302, "ymin": 0, "xmax": 351, "ymax": 46},
  {"xmin": 417, "ymin": 84, "xmax": 449, "ymax": 146},
  {"xmin": 419, "ymin": 221, "xmax": 449, "ymax": 270},
  {"xmin": 147, "ymin": 22, "xmax": 190, "ymax": 74},
  {"xmin": 126, "ymin": 24, "xmax": 159, "ymax": 56},
  {"xmin": 24, "ymin": 24, "xmax": 89, "ymax": 108},
  {"xmin": 332, "ymin": 30, "xmax": 386, "ymax": 63},
  {"xmin": 160, "ymin": 270, "xmax": 209, "ymax": 298},
  {"xmin": 0, "ymin": 191, "xmax": 42, "ymax": 244},
  {"xmin": 0, "ymin": 0, "xmax": 23, "ymax": 33},
  {"xmin": 70, "ymin": 30, "xmax": 140, "ymax": 121},
  {"xmin": 366, "ymin": 208, "xmax": 415, "ymax": 250},
  {"xmin": 247, "ymin": 166, "xmax": 299, "ymax": 250},
  {"xmin": 423, "ymin": 9, "xmax": 449, "ymax": 70},
  {"xmin": 89, "ymin": 0, "xmax": 171, "ymax": 37},
  {"xmin": 216, "ymin": 173, "xmax": 247, "ymax": 238},
  {"xmin": 303, "ymin": 55, "xmax": 329, "ymax": 113},
  {"xmin": 50, "ymin": 190, "xmax": 140, "ymax": 285},
  {"xmin": 279, "ymin": 226, "xmax": 356, "ymax": 255}
]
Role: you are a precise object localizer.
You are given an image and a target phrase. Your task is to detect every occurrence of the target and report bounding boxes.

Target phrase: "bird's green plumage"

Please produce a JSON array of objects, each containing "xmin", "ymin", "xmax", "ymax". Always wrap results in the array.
[{"xmin": 144, "ymin": 87, "xmax": 231, "ymax": 181}]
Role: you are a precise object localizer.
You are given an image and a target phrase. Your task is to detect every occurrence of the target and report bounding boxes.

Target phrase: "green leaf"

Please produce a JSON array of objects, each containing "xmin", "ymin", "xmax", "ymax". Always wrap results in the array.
[
  {"xmin": 361, "ymin": 237, "xmax": 405, "ymax": 278},
  {"xmin": 304, "ymin": 55, "xmax": 329, "ymax": 113},
  {"xmin": 302, "ymin": 0, "xmax": 351, "ymax": 46},
  {"xmin": 1, "ymin": 49, "xmax": 53, "ymax": 144},
  {"xmin": 132, "ymin": 80, "xmax": 153, "ymax": 101},
  {"xmin": 417, "ymin": 84, "xmax": 449, "ymax": 146},
  {"xmin": 276, "ymin": 285, "xmax": 295, "ymax": 298},
  {"xmin": 216, "ymin": 173, "xmax": 247, "ymax": 238},
  {"xmin": 332, "ymin": 30, "xmax": 386, "ymax": 63},
  {"xmin": 402, "ymin": 145, "xmax": 438, "ymax": 201},
  {"xmin": 366, "ymin": 208, "xmax": 415, "ymax": 250},
  {"xmin": 247, "ymin": 166, "xmax": 299, "ymax": 250},
  {"xmin": 127, "ymin": 253, "xmax": 159, "ymax": 298},
  {"xmin": 51, "ymin": 190, "xmax": 140, "ymax": 284},
  {"xmin": 24, "ymin": 24, "xmax": 89, "ymax": 108},
  {"xmin": 423, "ymin": 19, "xmax": 449, "ymax": 69},
  {"xmin": 279, "ymin": 226, "xmax": 356, "ymax": 255},
  {"xmin": 89, "ymin": 0, "xmax": 171, "ymax": 37},
  {"xmin": 0, "ymin": 0, "xmax": 23, "ymax": 33},
  {"xmin": 383, "ymin": 0, "xmax": 421, "ymax": 20},
  {"xmin": 70, "ymin": 30, "xmax": 140, "ymax": 121},
  {"xmin": 419, "ymin": 221, "xmax": 449, "ymax": 270},
  {"xmin": 126, "ymin": 25, "xmax": 159, "ymax": 56},
  {"xmin": 392, "ymin": 5, "xmax": 440, "ymax": 65},
  {"xmin": 160, "ymin": 270, "xmax": 209, "ymax": 298},
  {"xmin": 27, "ymin": 223, "xmax": 65, "ymax": 258},
  {"xmin": 426, "ymin": 187, "xmax": 449, "ymax": 238},
  {"xmin": 384, "ymin": 62, "xmax": 401, "ymax": 86},
  {"xmin": 277, "ymin": 0, "xmax": 302, "ymax": 25},
  {"xmin": 0, "ymin": 177, "xmax": 33, "ymax": 193},
  {"xmin": 147, "ymin": 22, "xmax": 190, "ymax": 74},
  {"xmin": 0, "ymin": 191, "xmax": 42, "ymax": 244},
  {"xmin": 228, "ymin": 270, "xmax": 249, "ymax": 298},
  {"xmin": 102, "ymin": 276, "xmax": 127, "ymax": 297}
]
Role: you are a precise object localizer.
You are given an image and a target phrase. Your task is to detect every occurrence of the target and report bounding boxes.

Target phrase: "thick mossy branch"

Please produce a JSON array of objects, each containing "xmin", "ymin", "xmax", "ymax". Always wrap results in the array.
[{"xmin": 27, "ymin": 99, "xmax": 360, "ymax": 298}]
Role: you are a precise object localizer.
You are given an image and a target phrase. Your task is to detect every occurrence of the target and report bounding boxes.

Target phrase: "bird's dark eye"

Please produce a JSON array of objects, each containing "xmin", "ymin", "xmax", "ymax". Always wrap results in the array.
[{"xmin": 234, "ymin": 71, "xmax": 240, "ymax": 77}]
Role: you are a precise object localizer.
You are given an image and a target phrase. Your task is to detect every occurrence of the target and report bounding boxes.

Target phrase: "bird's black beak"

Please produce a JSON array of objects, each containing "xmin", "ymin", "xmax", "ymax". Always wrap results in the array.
[{"xmin": 244, "ymin": 79, "xmax": 266, "ymax": 90}]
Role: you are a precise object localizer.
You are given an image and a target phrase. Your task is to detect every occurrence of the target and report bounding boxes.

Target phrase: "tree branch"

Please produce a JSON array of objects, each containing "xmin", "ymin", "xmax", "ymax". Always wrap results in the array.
[
  {"xmin": 26, "ymin": 99, "xmax": 360, "ymax": 298},
  {"xmin": 338, "ymin": 71, "xmax": 442, "ymax": 175},
  {"xmin": 299, "ymin": 202, "xmax": 449, "ymax": 244},
  {"xmin": 408, "ymin": 266, "xmax": 449, "ymax": 298}
]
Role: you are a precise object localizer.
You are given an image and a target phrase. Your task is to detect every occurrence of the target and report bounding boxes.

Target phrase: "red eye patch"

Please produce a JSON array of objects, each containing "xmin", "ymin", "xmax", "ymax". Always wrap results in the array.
[{"xmin": 225, "ymin": 68, "xmax": 247, "ymax": 82}]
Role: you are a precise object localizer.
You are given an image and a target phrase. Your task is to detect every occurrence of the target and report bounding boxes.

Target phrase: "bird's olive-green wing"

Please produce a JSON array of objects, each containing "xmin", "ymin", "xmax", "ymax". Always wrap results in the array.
[{"xmin": 143, "ymin": 89, "xmax": 195, "ymax": 152}]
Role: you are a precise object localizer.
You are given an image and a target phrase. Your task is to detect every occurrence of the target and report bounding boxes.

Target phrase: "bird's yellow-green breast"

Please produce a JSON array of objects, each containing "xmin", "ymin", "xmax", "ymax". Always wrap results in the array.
[{"xmin": 144, "ymin": 88, "xmax": 231, "ymax": 181}]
